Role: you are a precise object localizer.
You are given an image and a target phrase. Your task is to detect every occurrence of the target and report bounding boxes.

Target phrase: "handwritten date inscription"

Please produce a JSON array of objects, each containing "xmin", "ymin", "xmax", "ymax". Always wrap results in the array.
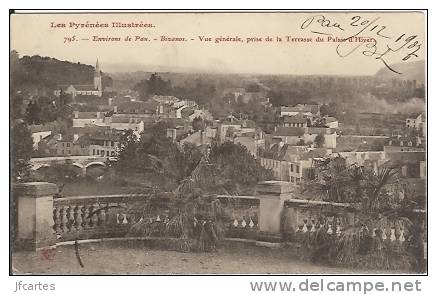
[{"xmin": 301, "ymin": 14, "xmax": 423, "ymax": 74}]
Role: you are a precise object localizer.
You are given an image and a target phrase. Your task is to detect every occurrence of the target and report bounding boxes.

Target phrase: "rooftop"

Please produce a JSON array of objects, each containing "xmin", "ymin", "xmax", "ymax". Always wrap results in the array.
[
  {"xmin": 273, "ymin": 127, "xmax": 305, "ymax": 137},
  {"xmin": 283, "ymin": 114, "xmax": 308, "ymax": 124}
]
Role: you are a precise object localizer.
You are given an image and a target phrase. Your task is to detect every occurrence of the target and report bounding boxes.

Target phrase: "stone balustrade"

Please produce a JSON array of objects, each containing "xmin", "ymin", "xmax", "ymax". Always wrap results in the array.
[
  {"xmin": 282, "ymin": 199, "xmax": 414, "ymax": 249},
  {"xmin": 52, "ymin": 194, "xmax": 151, "ymax": 241},
  {"xmin": 217, "ymin": 195, "xmax": 260, "ymax": 239},
  {"xmin": 12, "ymin": 181, "xmax": 425, "ymax": 254}
]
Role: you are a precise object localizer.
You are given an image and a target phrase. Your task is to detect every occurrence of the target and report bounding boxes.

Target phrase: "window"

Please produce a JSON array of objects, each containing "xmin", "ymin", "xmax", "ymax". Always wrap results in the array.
[
  {"xmin": 111, "ymin": 151, "xmax": 115, "ymax": 156},
  {"xmin": 67, "ymin": 150, "xmax": 71, "ymax": 155},
  {"xmin": 290, "ymin": 165, "xmax": 294, "ymax": 172},
  {"xmin": 107, "ymin": 151, "xmax": 110, "ymax": 157},
  {"xmin": 296, "ymin": 165, "xmax": 300, "ymax": 173},
  {"xmin": 101, "ymin": 150, "xmax": 104, "ymax": 156},
  {"xmin": 92, "ymin": 149, "xmax": 95, "ymax": 155},
  {"xmin": 66, "ymin": 143, "xmax": 70, "ymax": 147},
  {"xmin": 111, "ymin": 141, "xmax": 114, "ymax": 147}
]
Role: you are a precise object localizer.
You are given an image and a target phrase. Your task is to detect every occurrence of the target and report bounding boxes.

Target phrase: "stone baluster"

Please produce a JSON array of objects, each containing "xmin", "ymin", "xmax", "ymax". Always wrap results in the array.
[
  {"xmin": 97, "ymin": 204, "xmax": 105, "ymax": 226},
  {"xmin": 52, "ymin": 206, "xmax": 60, "ymax": 235},
  {"xmin": 302, "ymin": 219, "xmax": 308, "ymax": 233},
  {"xmin": 74, "ymin": 205, "xmax": 83, "ymax": 231},
  {"xmin": 66, "ymin": 206, "xmax": 74, "ymax": 232},
  {"xmin": 122, "ymin": 214, "xmax": 128, "ymax": 224},
  {"xmin": 327, "ymin": 223, "xmax": 333, "ymax": 235},
  {"xmin": 310, "ymin": 219, "xmax": 316, "ymax": 233},
  {"xmin": 336, "ymin": 219, "xmax": 342, "ymax": 235},
  {"xmin": 60, "ymin": 206, "xmax": 69, "ymax": 233},
  {"xmin": 81, "ymin": 205, "xmax": 88, "ymax": 229},
  {"xmin": 249, "ymin": 218, "xmax": 255, "ymax": 229},
  {"xmin": 241, "ymin": 217, "xmax": 247, "ymax": 228},
  {"xmin": 90, "ymin": 204, "xmax": 99, "ymax": 228},
  {"xmin": 103, "ymin": 203, "xmax": 109, "ymax": 224},
  {"xmin": 390, "ymin": 227, "xmax": 396, "ymax": 242}
]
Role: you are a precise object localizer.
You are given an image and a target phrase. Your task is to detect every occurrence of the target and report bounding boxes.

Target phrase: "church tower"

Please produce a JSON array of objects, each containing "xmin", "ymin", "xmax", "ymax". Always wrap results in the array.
[{"xmin": 94, "ymin": 59, "xmax": 102, "ymax": 93}]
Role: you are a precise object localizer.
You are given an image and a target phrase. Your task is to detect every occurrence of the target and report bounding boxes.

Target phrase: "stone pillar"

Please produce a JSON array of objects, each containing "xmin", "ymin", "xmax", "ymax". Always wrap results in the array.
[
  {"xmin": 255, "ymin": 181, "xmax": 294, "ymax": 242},
  {"xmin": 13, "ymin": 182, "xmax": 58, "ymax": 251}
]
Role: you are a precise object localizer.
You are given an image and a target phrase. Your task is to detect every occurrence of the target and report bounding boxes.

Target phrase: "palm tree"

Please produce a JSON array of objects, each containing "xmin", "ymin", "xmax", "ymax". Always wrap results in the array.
[
  {"xmin": 127, "ymin": 150, "xmax": 227, "ymax": 252},
  {"xmin": 306, "ymin": 156, "xmax": 423, "ymax": 270}
]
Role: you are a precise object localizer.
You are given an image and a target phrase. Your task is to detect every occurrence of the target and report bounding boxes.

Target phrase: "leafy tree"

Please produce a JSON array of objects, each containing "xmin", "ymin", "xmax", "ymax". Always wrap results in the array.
[
  {"xmin": 114, "ymin": 129, "xmax": 141, "ymax": 173},
  {"xmin": 192, "ymin": 117, "xmax": 206, "ymax": 131},
  {"xmin": 296, "ymin": 139, "xmax": 306, "ymax": 146},
  {"xmin": 114, "ymin": 123, "xmax": 203, "ymax": 190},
  {"xmin": 134, "ymin": 73, "xmax": 173, "ymax": 99},
  {"xmin": 24, "ymin": 101, "xmax": 42, "ymax": 125},
  {"xmin": 11, "ymin": 121, "xmax": 34, "ymax": 180},
  {"xmin": 209, "ymin": 141, "xmax": 273, "ymax": 194},
  {"xmin": 314, "ymin": 134, "xmax": 325, "ymax": 147},
  {"xmin": 10, "ymin": 92, "xmax": 24, "ymax": 120}
]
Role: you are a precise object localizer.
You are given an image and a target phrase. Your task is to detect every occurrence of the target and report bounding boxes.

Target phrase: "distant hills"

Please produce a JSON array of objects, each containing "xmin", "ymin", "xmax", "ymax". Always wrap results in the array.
[{"xmin": 374, "ymin": 60, "xmax": 425, "ymax": 84}]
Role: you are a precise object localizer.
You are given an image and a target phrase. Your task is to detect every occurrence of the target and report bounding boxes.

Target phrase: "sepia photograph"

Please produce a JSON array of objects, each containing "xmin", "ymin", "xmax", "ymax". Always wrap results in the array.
[{"xmin": 9, "ymin": 10, "xmax": 427, "ymax": 275}]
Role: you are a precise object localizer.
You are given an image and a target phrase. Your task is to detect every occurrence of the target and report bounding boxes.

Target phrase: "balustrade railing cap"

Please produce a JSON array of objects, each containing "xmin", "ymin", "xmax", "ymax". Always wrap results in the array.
[
  {"xmin": 13, "ymin": 182, "xmax": 58, "ymax": 198},
  {"xmin": 255, "ymin": 181, "xmax": 295, "ymax": 196}
]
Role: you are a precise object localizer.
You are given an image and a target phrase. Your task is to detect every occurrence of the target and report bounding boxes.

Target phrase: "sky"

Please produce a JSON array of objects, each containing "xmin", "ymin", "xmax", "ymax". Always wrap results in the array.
[{"xmin": 10, "ymin": 11, "xmax": 426, "ymax": 75}]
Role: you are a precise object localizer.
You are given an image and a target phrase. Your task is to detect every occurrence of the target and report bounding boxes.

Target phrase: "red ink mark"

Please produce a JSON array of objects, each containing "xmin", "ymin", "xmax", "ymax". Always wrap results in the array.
[{"xmin": 40, "ymin": 248, "xmax": 56, "ymax": 261}]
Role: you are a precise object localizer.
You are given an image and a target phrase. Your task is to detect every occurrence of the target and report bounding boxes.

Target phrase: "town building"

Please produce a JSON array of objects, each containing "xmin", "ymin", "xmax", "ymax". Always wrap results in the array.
[
  {"xmin": 384, "ymin": 135, "xmax": 425, "ymax": 152},
  {"xmin": 113, "ymin": 100, "xmax": 160, "ymax": 115},
  {"xmin": 280, "ymin": 104, "xmax": 321, "ymax": 117},
  {"xmin": 89, "ymin": 130, "xmax": 122, "ymax": 157},
  {"xmin": 267, "ymin": 126, "xmax": 337, "ymax": 149},
  {"xmin": 72, "ymin": 111, "xmax": 105, "ymax": 128},
  {"xmin": 406, "ymin": 112, "xmax": 425, "ymax": 130},
  {"xmin": 29, "ymin": 124, "xmax": 52, "ymax": 150},
  {"xmin": 280, "ymin": 114, "xmax": 308, "ymax": 128},
  {"xmin": 218, "ymin": 115, "xmax": 257, "ymax": 142},
  {"xmin": 260, "ymin": 144, "xmax": 330, "ymax": 183},
  {"xmin": 232, "ymin": 129, "xmax": 265, "ymax": 158},
  {"xmin": 109, "ymin": 117, "xmax": 145, "ymax": 137}
]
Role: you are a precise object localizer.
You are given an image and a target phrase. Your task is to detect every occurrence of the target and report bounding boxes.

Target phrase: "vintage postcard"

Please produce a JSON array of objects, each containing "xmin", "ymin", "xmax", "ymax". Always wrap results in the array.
[{"xmin": 10, "ymin": 10, "xmax": 426, "ymax": 276}]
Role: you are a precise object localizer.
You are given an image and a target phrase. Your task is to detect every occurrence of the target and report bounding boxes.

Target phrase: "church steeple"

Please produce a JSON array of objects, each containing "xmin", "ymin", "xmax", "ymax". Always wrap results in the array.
[
  {"xmin": 94, "ymin": 59, "xmax": 101, "ymax": 77},
  {"xmin": 94, "ymin": 58, "xmax": 102, "ymax": 92}
]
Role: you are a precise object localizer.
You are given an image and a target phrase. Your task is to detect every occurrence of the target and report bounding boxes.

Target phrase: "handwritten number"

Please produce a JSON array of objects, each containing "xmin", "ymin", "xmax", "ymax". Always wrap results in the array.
[
  {"xmin": 376, "ymin": 26, "xmax": 390, "ymax": 39},
  {"xmin": 350, "ymin": 16, "xmax": 361, "ymax": 26}
]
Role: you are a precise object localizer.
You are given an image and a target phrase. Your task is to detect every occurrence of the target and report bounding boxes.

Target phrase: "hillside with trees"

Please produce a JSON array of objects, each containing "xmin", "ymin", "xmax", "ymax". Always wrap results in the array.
[{"xmin": 10, "ymin": 51, "xmax": 113, "ymax": 93}]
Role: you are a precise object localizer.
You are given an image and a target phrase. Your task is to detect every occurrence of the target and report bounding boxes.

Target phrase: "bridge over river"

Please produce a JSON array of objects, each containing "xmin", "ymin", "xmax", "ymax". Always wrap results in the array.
[{"xmin": 30, "ymin": 156, "xmax": 116, "ymax": 175}]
